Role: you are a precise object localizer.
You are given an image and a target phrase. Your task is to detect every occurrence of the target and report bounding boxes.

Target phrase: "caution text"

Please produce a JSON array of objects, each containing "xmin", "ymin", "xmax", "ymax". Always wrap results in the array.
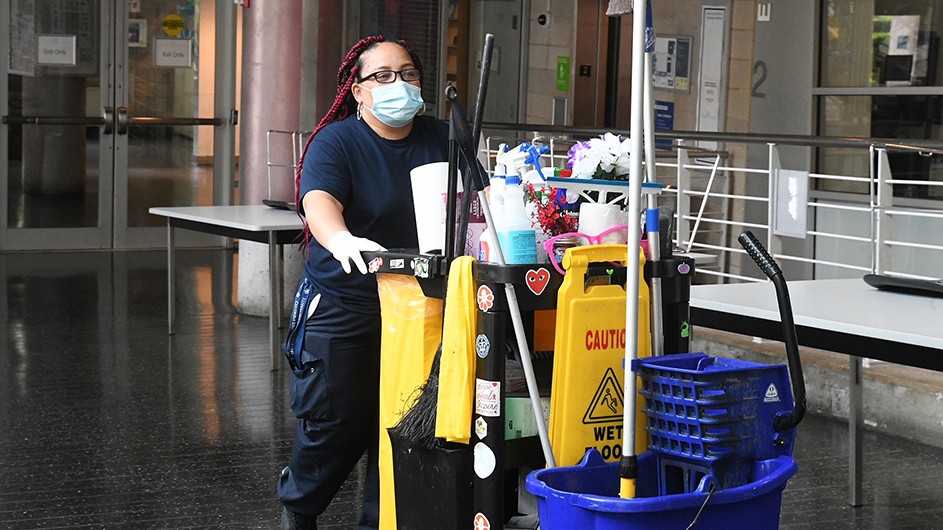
[{"xmin": 585, "ymin": 328, "xmax": 626, "ymax": 351}]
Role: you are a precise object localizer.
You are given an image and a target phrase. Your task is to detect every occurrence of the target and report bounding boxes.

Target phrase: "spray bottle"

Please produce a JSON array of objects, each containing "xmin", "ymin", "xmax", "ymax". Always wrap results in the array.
[
  {"xmin": 482, "ymin": 144, "xmax": 529, "ymax": 261},
  {"xmin": 479, "ymin": 145, "xmax": 508, "ymax": 262},
  {"xmin": 498, "ymin": 172, "xmax": 538, "ymax": 264},
  {"xmin": 522, "ymin": 143, "xmax": 551, "ymax": 184}
]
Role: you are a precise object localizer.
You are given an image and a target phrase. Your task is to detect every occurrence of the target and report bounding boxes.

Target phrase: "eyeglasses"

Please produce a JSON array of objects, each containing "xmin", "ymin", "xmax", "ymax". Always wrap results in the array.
[
  {"xmin": 542, "ymin": 225, "xmax": 629, "ymax": 275},
  {"xmin": 360, "ymin": 68, "xmax": 421, "ymax": 84}
]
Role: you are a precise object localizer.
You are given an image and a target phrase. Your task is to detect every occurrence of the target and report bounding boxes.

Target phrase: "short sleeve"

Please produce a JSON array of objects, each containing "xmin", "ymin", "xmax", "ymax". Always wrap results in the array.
[{"xmin": 299, "ymin": 127, "xmax": 351, "ymax": 213}]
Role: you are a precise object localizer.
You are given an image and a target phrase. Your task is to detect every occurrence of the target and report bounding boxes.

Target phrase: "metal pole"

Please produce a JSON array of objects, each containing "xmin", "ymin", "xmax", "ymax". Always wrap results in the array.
[{"xmin": 619, "ymin": 0, "xmax": 647, "ymax": 499}]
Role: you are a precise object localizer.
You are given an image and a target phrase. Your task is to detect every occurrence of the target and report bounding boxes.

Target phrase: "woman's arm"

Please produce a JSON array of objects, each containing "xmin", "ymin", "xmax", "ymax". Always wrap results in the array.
[
  {"xmin": 302, "ymin": 190, "xmax": 347, "ymax": 248},
  {"xmin": 301, "ymin": 189, "xmax": 385, "ymax": 274}
]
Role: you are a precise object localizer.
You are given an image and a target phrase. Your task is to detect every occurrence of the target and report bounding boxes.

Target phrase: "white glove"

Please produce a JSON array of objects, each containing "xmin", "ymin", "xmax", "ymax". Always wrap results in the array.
[{"xmin": 326, "ymin": 230, "xmax": 386, "ymax": 274}]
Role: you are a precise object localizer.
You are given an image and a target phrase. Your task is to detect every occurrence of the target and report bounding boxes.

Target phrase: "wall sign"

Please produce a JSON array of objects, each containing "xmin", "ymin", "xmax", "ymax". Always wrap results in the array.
[
  {"xmin": 37, "ymin": 34, "xmax": 77, "ymax": 66},
  {"xmin": 774, "ymin": 169, "xmax": 809, "ymax": 239},
  {"xmin": 154, "ymin": 38, "xmax": 192, "ymax": 68},
  {"xmin": 654, "ymin": 101, "xmax": 674, "ymax": 150},
  {"xmin": 556, "ymin": 56, "xmax": 571, "ymax": 92},
  {"xmin": 162, "ymin": 13, "xmax": 185, "ymax": 37},
  {"xmin": 696, "ymin": 6, "xmax": 729, "ymax": 152},
  {"xmin": 652, "ymin": 35, "xmax": 691, "ymax": 92}
]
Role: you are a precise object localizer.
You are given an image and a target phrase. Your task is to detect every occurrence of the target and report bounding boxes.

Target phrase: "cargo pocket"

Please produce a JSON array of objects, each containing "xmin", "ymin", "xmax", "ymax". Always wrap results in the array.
[{"xmin": 289, "ymin": 335, "xmax": 334, "ymax": 422}]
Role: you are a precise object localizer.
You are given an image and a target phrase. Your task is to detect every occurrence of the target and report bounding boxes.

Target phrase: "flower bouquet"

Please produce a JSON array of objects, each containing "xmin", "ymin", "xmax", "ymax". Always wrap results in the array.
[
  {"xmin": 524, "ymin": 182, "xmax": 578, "ymax": 237},
  {"xmin": 567, "ymin": 132, "xmax": 631, "ymax": 181}
]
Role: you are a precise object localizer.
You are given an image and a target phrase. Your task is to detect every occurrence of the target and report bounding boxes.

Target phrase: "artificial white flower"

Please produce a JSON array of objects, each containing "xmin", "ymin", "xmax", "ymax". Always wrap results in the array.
[{"xmin": 569, "ymin": 132, "xmax": 631, "ymax": 180}]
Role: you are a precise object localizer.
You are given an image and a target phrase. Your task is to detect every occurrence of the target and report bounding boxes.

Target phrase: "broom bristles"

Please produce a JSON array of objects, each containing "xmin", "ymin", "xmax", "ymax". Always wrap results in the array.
[
  {"xmin": 388, "ymin": 346, "xmax": 442, "ymax": 449},
  {"xmin": 606, "ymin": 0, "xmax": 633, "ymax": 16}
]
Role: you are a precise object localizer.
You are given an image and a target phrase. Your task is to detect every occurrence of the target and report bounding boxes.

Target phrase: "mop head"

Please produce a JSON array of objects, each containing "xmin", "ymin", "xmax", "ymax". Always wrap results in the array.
[
  {"xmin": 388, "ymin": 346, "xmax": 442, "ymax": 449},
  {"xmin": 606, "ymin": 0, "xmax": 633, "ymax": 16}
]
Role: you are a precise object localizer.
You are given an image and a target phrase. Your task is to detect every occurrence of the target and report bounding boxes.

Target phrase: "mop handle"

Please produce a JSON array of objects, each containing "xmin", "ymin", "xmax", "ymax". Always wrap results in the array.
[
  {"xmin": 455, "ymin": 34, "xmax": 495, "ymax": 257},
  {"xmin": 738, "ymin": 231, "xmax": 807, "ymax": 432},
  {"xmin": 471, "ymin": 34, "xmax": 494, "ymax": 145},
  {"xmin": 478, "ymin": 188, "xmax": 557, "ymax": 468},
  {"xmin": 646, "ymin": 208, "xmax": 664, "ymax": 357},
  {"xmin": 619, "ymin": 0, "xmax": 649, "ymax": 499}
]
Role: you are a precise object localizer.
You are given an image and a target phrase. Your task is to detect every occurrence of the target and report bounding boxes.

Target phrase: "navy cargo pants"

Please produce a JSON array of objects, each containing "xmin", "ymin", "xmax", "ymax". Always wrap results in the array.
[{"xmin": 278, "ymin": 279, "xmax": 381, "ymax": 530}]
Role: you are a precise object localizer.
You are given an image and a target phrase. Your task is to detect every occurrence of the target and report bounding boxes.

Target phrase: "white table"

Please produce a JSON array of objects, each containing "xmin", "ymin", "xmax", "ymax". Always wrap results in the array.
[
  {"xmin": 149, "ymin": 206, "xmax": 304, "ymax": 370},
  {"xmin": 689, "ymin": 278, "xmax": 943, "ymax": 506}
]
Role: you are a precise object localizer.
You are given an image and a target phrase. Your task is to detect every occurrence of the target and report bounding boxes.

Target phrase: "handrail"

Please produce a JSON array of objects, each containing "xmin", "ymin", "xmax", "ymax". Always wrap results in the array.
[
  {"xmin": 480, "ymin": 121, "xmax": 943, "ymax": 152},
  {"xmin": 477, "ymin": 122, "xmax": 943, "ymax": 283}
]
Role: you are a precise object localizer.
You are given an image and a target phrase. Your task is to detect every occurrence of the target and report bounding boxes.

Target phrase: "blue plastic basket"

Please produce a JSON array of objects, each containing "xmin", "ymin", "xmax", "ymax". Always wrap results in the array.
[
  {"xmin": 526, "ymin": 449, "xmax": 797, "ymax": 530},
  {"xmin": 638, "ymin": 352, "xmax": 796, "ymax": 491}
]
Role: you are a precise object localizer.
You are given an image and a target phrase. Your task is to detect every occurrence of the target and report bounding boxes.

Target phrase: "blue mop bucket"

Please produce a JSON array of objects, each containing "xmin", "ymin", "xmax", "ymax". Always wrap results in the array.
[
  {"xmin": 526, "ymin": 449, "xmax": 797, "ymax": 530},
  {"xmin": 638, "ymin": 352, "xmax": 797, "ymax": 492}
]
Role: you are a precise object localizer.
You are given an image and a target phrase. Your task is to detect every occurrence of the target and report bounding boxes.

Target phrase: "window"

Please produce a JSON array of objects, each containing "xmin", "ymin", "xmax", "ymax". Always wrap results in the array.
[{"xmin": 818, "ymin": 0, "xmax": 943, "ymax": 199}]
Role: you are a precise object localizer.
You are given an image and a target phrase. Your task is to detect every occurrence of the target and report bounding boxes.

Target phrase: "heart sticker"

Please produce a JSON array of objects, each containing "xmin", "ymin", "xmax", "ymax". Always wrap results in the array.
[
  {"xmin": 525, "ymin": 268, "xmax": 550, "ymax": 296},
  {"xmin": 606, "ymin": 268, "xmax": 614, "ymax": 276}
]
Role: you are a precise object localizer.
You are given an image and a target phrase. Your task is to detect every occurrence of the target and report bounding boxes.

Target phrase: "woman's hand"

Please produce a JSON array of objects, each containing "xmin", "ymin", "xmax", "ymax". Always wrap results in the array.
[
  {"xmin": 303, "ymin": 190, "xmax": 385, "ymax": 274},
  {"xmin": 326, "ymin": 231, "xmax": 386, "ymax": 274}
]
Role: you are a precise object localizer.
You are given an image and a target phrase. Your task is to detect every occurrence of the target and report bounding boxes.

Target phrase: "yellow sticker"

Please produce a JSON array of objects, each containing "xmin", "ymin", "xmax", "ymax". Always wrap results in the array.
[{"xmin": 162, "ymin": 14, "xmax": 184, "ymax": 37}]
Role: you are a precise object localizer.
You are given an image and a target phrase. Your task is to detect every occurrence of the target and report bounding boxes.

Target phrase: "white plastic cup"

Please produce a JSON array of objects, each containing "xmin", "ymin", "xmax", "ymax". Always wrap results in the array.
[{"xmin": 409, "ymin": 162, "xmax": 454, "ymax": 253}]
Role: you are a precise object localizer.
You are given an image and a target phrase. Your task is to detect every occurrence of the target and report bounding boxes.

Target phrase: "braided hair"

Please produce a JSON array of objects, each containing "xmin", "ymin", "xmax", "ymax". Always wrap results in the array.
[{"xmin": 295, "ymin": 35, "xmax": 424, "ymax": 249}]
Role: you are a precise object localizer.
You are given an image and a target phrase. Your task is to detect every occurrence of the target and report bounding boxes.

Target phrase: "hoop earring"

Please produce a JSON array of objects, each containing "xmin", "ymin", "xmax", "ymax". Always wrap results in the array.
[{"xmin": 357, "ymin": 102, "xmax": 362, "ymax": 120}]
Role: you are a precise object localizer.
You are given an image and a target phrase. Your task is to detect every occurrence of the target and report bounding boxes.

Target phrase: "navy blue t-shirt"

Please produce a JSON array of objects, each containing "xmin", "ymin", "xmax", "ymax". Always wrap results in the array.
[{"xmin": 299, "ymin": 114, "xmax": 449, "ymax": 313}]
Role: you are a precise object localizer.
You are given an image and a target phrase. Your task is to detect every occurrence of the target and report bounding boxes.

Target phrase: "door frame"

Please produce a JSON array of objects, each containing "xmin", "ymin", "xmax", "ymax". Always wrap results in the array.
[
  {"xmin": 1, "ymin": 0, "xmax": 114, "ymax": 250},
  {"xmin": 0, "ymin": 0, "xmax": 238, "ymax": 251}
]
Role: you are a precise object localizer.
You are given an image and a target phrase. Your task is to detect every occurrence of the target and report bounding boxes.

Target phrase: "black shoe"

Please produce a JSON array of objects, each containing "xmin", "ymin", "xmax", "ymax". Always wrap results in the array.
[{"xmin": 281, "ymin": 506, "xmax": 317, "ymax": 530}]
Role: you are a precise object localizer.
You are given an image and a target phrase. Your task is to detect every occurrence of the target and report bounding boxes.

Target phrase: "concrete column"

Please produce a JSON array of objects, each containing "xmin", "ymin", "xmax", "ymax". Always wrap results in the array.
[
  {"xmin": 237, "ymin": 1, "xmax": 305, "ymax": 316},
  {"xmin": 238, "ymin": 2, "xmax": 303, "ymax": 206}
]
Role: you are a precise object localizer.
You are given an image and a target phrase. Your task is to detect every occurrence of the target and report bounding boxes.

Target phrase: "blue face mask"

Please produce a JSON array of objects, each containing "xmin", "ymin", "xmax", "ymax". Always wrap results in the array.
[{"xmin": 362, "ymin": 82, "xmax": 424, "ymax": 128}]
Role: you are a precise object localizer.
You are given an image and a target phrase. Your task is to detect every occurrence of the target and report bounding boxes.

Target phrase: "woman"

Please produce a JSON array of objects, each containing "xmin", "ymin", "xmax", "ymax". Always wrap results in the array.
[{"xmin": 278, "ymin": 36, "xmax": 449, "ymax": 530}]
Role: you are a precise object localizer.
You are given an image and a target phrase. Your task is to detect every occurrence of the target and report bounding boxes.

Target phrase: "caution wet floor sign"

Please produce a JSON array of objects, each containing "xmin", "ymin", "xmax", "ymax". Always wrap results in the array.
[{"xmin": 548, "ymin": 245, "xmax": 652, "ymax": 466}]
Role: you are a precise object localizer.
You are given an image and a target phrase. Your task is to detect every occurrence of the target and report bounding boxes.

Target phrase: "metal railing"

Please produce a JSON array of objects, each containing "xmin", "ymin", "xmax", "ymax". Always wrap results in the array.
[
  {"xmin": 265, "ymin": 130, "xmax": 311, "ymax": 200},
  {"xmin": 479, "ymin": 123, "xmax": 943, "ymax": 283}
]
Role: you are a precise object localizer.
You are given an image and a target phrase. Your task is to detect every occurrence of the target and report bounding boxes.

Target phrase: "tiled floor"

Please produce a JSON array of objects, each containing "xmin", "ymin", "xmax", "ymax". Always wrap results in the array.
[{"xmin": 2, "ymin": 248, "xmax": 942, "ymax": 529}]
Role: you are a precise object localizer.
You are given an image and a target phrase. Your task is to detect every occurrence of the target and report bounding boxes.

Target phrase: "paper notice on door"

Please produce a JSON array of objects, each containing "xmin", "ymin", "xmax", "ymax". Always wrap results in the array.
[
  {"xmin": 154, "ymin": 38, "xmax": 192, "ymax": 68},
  {"xmin": 37, "ymin": 35, "xmax": 77, "ymax": 66}
]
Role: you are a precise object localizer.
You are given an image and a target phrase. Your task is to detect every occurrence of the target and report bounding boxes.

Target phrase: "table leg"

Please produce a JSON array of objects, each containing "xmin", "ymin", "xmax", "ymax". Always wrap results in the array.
[
  {"xmin": 167, "ymin": 220, "xmax": 176, "ymax": 335},
  {"xmin": 849, "ymin": 355, "xmax": 863, "ymax": 506},
  {"xmin": 277, "ymin": 243, "xmax": 285, "ymax": 327},
  {"xmin": 269, "ymin": 231, "xmax": 279, "ymax": 371}
]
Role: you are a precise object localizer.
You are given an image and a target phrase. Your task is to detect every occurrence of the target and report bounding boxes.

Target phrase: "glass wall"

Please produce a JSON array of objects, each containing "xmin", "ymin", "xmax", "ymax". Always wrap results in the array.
[{"xmin": 819, "ymin": 0, "xmax": 943, "ymax": 199}]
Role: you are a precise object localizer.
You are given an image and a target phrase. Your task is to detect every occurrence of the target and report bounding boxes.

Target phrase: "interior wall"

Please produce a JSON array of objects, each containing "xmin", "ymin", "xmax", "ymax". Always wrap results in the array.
[
  {"xmin": 744, "ymin": 0, "xmax": 816, "ymax": 280},
  {"xmin": 469, "ymin": 0, "xmax": 524, "ymax": 123},
  {"xmin": 571, "ymin": 0, "xmax": 739, "ymax": 132},
  {"xmin": 573, "ymin": 0, "xmax": 603, "ymax": 126},
  {"xmin": 524, "ymin": 0, "xmax": 577, "ymax": 125}
]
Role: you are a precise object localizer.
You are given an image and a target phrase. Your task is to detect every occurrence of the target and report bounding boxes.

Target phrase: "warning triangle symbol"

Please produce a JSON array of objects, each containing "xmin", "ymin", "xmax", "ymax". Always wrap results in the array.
[
  {"xmin": 582, "ymin": 367, "xmax": 624, "ymax": 424},
  {"xmin": 765, "ymin": 383, "xmax": 780, "ymax": 402}
]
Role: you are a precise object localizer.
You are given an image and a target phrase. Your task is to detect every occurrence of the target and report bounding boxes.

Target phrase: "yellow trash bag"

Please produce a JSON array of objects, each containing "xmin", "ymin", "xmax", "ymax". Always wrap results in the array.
[{"xmin": 377, "ymin": 273, "xmax": 443, "ymax": 530}]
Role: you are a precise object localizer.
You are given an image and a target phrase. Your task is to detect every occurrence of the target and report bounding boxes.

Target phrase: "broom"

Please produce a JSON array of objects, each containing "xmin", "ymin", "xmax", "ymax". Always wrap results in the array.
[{"xmin": 389, "ymin": 345, "xmax": 443, "ymax": 449}]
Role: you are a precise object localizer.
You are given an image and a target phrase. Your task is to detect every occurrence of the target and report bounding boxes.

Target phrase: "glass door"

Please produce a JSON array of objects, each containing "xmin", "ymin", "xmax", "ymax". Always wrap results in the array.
[{"xmin": 2, "ymin": 0, "xmax": 233, "ymax": 250}]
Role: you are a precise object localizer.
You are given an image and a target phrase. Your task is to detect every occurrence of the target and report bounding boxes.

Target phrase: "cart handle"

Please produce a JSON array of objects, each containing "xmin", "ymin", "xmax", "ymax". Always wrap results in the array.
[{"xmin": 738, "ymin": 231, "xmax": 807, "ymax": 432}]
